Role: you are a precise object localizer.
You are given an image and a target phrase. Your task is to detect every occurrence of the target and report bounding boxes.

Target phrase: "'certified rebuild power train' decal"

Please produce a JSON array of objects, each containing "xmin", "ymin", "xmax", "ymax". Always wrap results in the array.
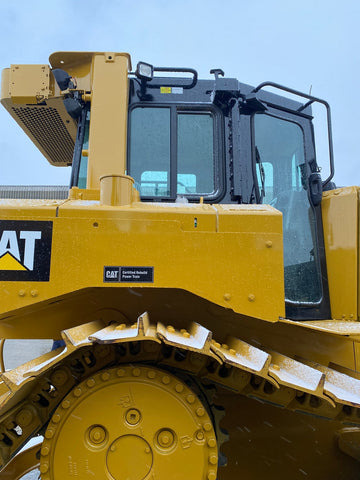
[
  {"xmin": 0, "ymin": 221, "xmax": 52, "ymax": 281},
  {"xmin": 104, "ymin": 266, "xmax": 154, "ymax": 283}
]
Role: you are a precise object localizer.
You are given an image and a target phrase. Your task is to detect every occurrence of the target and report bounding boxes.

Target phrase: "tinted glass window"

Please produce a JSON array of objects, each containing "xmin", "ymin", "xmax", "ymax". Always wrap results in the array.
[
  {"xmin": 178, "ymin": 113, "xmax": 214, "ymax": 194},
  {"xmin": 129, "ymin": 107, "xmax": 215, "ymax": 198},
  {"xmin": 129, "ymin": 108, "xmax": 171, "ymax": 196},
  {"xmin": 254, "ymin": 114, "xmax": 322, "ymax": 304}
]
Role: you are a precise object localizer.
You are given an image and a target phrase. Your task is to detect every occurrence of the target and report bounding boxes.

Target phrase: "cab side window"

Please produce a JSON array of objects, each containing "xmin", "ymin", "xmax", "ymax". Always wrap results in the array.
[{"xmin": 129, "ymin": 106, "xmax": 219, "ymax": 200}]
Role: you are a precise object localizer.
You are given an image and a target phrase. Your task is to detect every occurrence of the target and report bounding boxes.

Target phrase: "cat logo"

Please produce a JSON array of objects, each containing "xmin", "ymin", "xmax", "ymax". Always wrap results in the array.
[{"xmin": 0, "ymin": 220, "xmax": 52, "ymax": 281}]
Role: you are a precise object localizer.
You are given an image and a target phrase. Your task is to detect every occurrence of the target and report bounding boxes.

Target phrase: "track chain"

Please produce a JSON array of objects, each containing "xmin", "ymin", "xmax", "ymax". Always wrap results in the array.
[{"xmin": 0, "ymin": 312, "xmax": 360, "ymax": 472}]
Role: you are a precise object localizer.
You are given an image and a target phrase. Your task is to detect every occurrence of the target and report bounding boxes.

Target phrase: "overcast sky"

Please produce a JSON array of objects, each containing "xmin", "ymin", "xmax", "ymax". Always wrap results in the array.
[{"xmin": 0, "ymin": 0, "xmax": 358, "ymax": 187}]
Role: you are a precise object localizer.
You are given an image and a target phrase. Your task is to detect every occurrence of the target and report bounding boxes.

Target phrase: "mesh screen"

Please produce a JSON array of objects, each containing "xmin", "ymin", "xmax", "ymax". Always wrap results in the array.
[{"xmin": 12, "ymin": 106, "xmax": 75, "ymax": 164}]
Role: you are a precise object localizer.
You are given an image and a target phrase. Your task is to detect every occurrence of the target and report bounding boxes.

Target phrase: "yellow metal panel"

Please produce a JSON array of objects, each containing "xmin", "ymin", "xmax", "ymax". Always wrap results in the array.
[
  {"xmin": 49, "ymin": 51, "xmax": 94, "ymax": 93},
  {"xmin": 0, "ymin": 201, "xmax": 285, "ymax": 325},
  {"xmin": 0, "ymin": 199, "xmax": 64, "ymax": 218},
  {"xmin": 48, "ymin": 51, "xmax": 132, "ymax": 95},
  {"xmin": 87, "ymin": 53, "xmax": 131, "ymax": 189},
  {"xmin": 216, "ymin": 204, "xmax": 283, "ymax": 233},
  {"xmin": 9, "ymin": 64, "xmax": 50, "ymax": 104},
  {"xmin": 321, "ymin": 187, "xmax": 358, "ymax": 320}
]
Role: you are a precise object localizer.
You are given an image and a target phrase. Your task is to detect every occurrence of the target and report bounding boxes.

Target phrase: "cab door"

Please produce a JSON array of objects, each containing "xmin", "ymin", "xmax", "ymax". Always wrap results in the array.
[{"xmin": 253, "ymin": 109, "xmax": 330, "ymax": 320}]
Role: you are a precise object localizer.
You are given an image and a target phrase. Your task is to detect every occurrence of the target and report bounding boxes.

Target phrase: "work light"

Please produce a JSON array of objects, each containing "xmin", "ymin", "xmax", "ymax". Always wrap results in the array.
[{"xmin": 135, "ymin": 62, "xmax": 154, "ymax": 81}]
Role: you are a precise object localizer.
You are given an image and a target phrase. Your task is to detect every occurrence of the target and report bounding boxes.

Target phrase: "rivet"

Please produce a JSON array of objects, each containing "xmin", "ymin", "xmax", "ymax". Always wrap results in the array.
[
  {"xmin": 40, "ymin": 463, "xmax": 49, "ymax": 473},
  {"xmin": 117, "ymin": 368, "xmax": 125, "ymax": 377},
  {"xmin": 272, "ymin": 364, "xmax": 280, "ymax": 371},
  {"xmin": 175, "ymin": 383, "xmax": 184, "ymax": 393},
  {"xmin": 30, "ymin": 289, "xmax": 38, "ymax": 297},
  {"xmin": 131, "ymin": 323, "xmax": 137, "ymax": 329},
  {"xmin": 207, "ymin": 438, "xmax": 216, "ymax": 447},
  {"xmin": 110, "ymin": 444, "xmax": 116, "ymax": 452},
  {"xmin": 116, "ymin": 323, "xmax": 126, "ymax": 330},
  {"xmin": 41, "ymin": 446, "xmax": 49, "ymax": 456},
  {"xmin": 182, "ymin": 330, "xmax": 191, "ymax": 338},
  {"xmin": 101, "ymin": 372, "xmax": 110, "ymax": 381},
  {"xmin": 212, "ymin": 341, "xmax": 221, "ymax": 349},
  {"xmin": 222, "ymin": 344, "xmax": 229, "ymax": 350},
  {"xmin": 45, "ymin": 429, "xmax": 54, "ymax": 439},
  {"xmin": 147, "ymin": 370, "xmax": 156, "ymax": 379},
  {"xmin": 162, "ymin": 375, "xmax": 170, "ymax": 385},
  {"xmin": 52, "ymin": 414, "xmax": 61, "ymax": 424},
  {"xmin": 145, "ymin": 446, "xmax": 151, "ymax": 453},
  {"xmin": 229, "ymin": 348, "xmax": 236, "ymax": 355},
  {"xmin": 208, "ymin": 471, "xmax": 217, "ymax": 480},
  {"xmin": 266, "ymin": 240, "xmax": 273, "ymax": 248},
  {"xmin": 196, "ymin": 430, "xmax": 205, "ymax": 441},
  {"xmin": 223, "ymin": 293, "xmax": 231, "ymax": 301},
  {"xmin": 203, "ymin": 422, "xmax": 212, "ymax": 432},
  {"xmin": 248, "ymin": 294, "xmax": 256, "ymax": 302},
  {"xmin": 196, "ymin": 407, "xmax": 205, "ymax": 417},
  {"xmin": 62, "ymin": 400, "xmax": 70, "ymax": 409},
  {"xmin": 87, "ymin": 378, "xmax": 96, "ymax": 387},
  {"xmin": 18, "ymin": 289, "xmax": 26, "ymax": 297},
  {"xmin": 209, "ymin": 454, "xmax": 218, "ymax": 465},
  {"xmin": 74, "ymin": 388, "xmax": 82, "ymax": 397},
  {"xmin": 132, "ymin": 368, "xmax": 141, "ymax": 377},
  {"xmin": 186, "ymin": 394, "xmax": 195, "ymax": 404},
  {"xmin": 167, "ymin": 325, "xmax": 175, "ymax": 333}
]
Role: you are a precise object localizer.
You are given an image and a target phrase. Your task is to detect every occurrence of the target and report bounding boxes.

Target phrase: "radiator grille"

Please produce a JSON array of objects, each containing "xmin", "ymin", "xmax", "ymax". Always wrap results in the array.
[{"xmin": 12, "ymin": 106, "xmax": 75, "ymax": 164}]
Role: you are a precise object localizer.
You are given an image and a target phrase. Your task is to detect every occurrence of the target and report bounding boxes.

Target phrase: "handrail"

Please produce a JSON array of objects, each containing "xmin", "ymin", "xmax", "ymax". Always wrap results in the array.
[{"xmin": 252, "ymin": 81, "xmax": 334, "ymax": 187}]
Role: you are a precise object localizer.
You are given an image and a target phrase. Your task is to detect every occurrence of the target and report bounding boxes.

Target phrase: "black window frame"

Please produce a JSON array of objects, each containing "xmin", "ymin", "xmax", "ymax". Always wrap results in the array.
[{"xmin": 127, "ymin": 103, "xmax": 225, "ymax": 202}]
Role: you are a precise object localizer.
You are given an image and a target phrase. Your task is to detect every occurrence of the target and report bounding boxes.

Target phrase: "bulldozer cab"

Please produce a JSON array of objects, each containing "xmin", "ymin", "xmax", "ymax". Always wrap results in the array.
[{"xmin": 68, "ymin": 65, "xmax": 332, "ymax": 321}]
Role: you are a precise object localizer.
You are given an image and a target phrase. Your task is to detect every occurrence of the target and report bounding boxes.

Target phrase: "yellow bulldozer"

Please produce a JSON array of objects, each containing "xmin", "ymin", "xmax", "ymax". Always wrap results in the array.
[{"xmin": 0, "ymin": 51, "xmax": 359, "ymax": 479}]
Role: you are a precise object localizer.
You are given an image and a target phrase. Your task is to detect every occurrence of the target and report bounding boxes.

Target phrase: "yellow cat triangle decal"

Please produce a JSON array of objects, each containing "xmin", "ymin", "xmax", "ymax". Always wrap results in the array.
[{"xmin": 0, "ymin": 252, "xmax": 27, "ymax": 271}]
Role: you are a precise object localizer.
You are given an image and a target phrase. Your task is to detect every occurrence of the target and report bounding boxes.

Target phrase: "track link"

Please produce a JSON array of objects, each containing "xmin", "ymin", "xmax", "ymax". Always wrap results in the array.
[{"xmin": 0, "ymin": 312, "xmax": 360, "ymax": 472}]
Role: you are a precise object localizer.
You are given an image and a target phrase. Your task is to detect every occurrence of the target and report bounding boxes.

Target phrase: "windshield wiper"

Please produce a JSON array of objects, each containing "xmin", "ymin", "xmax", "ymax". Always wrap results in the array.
[{"xmin": 256, "ymin": 146, "xmax": 265, "ymax": 203}]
